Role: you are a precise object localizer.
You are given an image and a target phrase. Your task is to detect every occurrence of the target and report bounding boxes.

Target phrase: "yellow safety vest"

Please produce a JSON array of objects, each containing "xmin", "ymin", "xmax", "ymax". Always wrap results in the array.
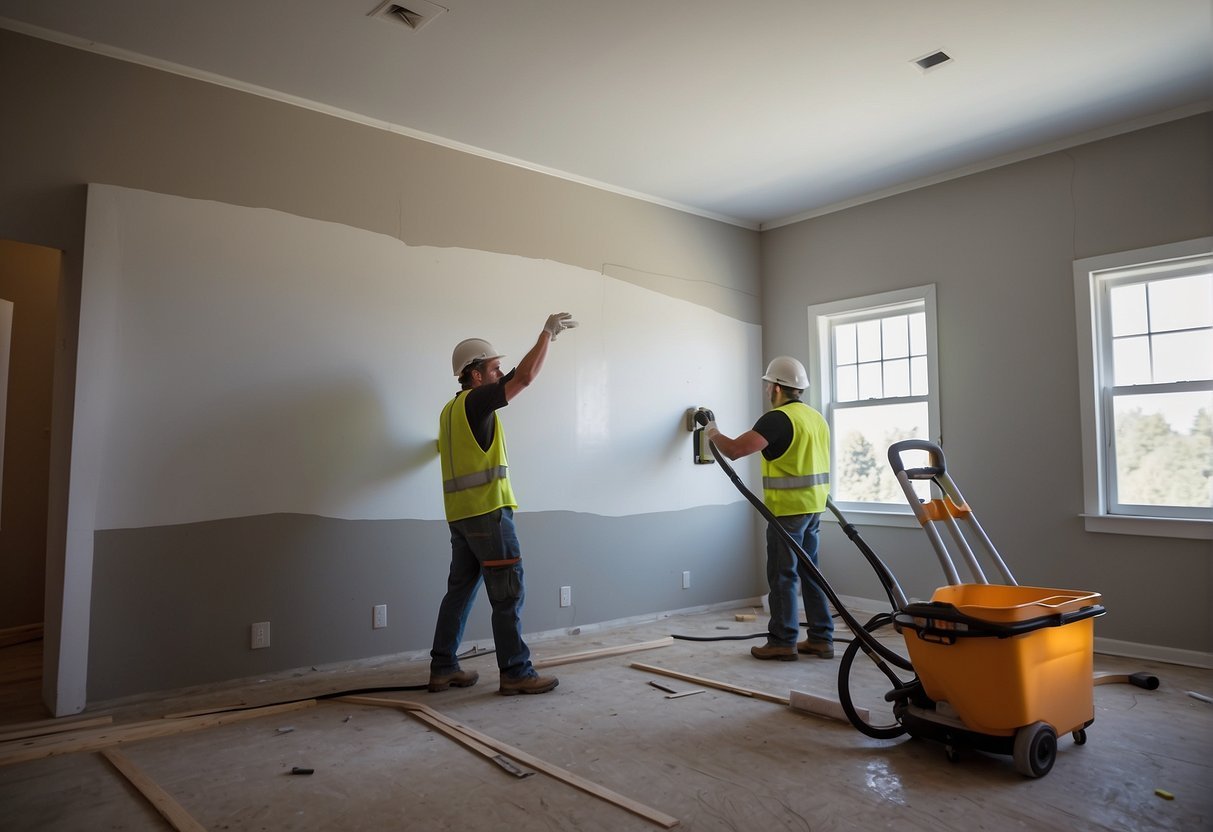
[
  {"xmin": 438, "ymin": 391, "xmax": 517, "ymax": 522},
  {"xmin": 761, "ymin": 402, "xmax": 830, "ymax": 516}
]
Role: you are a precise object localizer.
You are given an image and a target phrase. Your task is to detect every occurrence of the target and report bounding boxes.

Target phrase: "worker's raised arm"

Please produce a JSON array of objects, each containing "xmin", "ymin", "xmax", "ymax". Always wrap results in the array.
[{"xmin": 503, "ymin": 312, "xmax": 577, "ymax": 402}]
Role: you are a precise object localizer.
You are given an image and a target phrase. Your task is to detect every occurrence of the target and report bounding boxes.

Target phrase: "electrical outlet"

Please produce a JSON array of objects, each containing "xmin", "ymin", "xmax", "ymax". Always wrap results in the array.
[
  {"xmin": 250, "ymin": 621, "xmax": 271, "ymax": 649},
  {"xmin": 559, "ymin": 586, "xmax": 572, "ymax": 608},
  {"xmin": 373, "ymin": 604, "xmax": 388, "ymax": 629},
  {"xmin": 682, "ymin": 571, "xmax": 691, "ymax": 589}
]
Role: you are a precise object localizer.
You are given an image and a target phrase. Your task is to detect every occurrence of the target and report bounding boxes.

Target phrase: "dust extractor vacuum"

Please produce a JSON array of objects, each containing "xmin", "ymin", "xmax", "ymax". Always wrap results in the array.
[{"xmin": 693, "ymin": 412, "xmax": 1113, "ymax": 778}]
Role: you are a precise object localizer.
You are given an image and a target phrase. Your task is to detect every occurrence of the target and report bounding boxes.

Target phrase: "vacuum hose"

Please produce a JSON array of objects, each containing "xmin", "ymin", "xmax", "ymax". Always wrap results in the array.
[{"xmin": 706, "ymin": 439, "xmax": 914, "ymax": 674}]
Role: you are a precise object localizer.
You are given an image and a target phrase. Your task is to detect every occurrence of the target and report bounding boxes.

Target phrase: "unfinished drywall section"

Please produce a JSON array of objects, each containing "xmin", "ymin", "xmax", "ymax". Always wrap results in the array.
[
  {"xmin": 762, "ymin": 113, "xmax": 1213, "ymax": 663},
  {"xmin": 0, "ymin": 29, "xmax": 763, "ymax": 714}
]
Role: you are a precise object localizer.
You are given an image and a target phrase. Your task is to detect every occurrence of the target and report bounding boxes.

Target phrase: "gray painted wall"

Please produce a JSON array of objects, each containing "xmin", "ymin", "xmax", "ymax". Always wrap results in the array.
[
  {"xmin": 88, "ymin": 506, "xmax": 757, "ymax": 701},
  {"xmin": 763, "ymin": 113, "xmax": 1212, "ymax": 659}
]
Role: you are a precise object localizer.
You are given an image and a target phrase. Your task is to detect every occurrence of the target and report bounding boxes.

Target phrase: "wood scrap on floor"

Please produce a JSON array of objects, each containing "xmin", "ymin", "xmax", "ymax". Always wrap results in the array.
[
  {"xmin": 532, "ymin": 636, "xmax": 673, "ymax": 669},
  {"xmin": 0, "ymin": 700, "xmax": 317, "ymax": 767},
  {"xmin": 101, "ymin": 748, "xmax": 208, "ymax": 832},
  {"xmin": 0, "ymin": 714, "xmax": 113, "ymax": 744},
  {"xmin": 630, "ymin": 662, "xmax": 789, "ymax": 706},
  {"xmin": 335, "ymin": 695, "xmax": 680, "ymax": 829}
]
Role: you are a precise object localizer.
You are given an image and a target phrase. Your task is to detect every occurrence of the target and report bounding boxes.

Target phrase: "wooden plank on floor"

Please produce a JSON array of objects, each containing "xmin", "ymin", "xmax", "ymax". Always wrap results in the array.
[
  {"xmin": 630, "ymin": 662, "xmax": 790, "ymax": 706},
  {"xmin": 0, "ymin": 700, "xmax": 317, "ymax": 767},
  {"xmin": 102, "ymin": 748, "xmax": 208, "ymax": 832},
  {"xmin": 0, "ymin": 715, "xmax": 113, "ymax": 744},
  {"xmin": 533, "ymin": 637, "xmax": 673, "ymax": 669},
  {"xmin": 409, "ymin": 710, "xmax": 534, "ymax": 778},
  {"xmin": 336, "ymin": 695, "xmax": 680, "ymax": 829}
]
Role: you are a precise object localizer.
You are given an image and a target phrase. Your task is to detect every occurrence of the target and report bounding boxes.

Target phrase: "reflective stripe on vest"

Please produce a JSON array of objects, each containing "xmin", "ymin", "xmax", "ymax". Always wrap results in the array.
[
  {"xmin": 443, "ymin": 465, "xmax": 510, "ymax": 494},
  {"xmin": 763, "ymin": 471, "xmax": 831, "ymax": 490},
  {"xmin": 760, "ymin": 402, "xmax": 830, "ymax": 516}
]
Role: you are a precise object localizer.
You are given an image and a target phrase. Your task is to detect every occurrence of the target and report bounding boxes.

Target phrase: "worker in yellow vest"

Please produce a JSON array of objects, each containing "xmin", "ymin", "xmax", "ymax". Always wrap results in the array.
[
  {"xmin": 430, "ymin": 312, "xmax": 578, "ymax": 695},
  {"xmin": 697, "ymin": 356, "xmax": 834, "ymax": 660}
]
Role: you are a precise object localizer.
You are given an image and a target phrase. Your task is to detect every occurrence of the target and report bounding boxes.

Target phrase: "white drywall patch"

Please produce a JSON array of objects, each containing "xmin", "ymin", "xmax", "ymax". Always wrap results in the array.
[{"xmin": 76, "ymin": 185, "xmax": 760, "ymax": 528}]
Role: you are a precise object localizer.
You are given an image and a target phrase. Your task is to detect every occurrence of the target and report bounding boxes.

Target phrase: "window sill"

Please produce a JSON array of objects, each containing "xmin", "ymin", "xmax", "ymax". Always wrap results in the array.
[
  {"xmin": 1081, "ymin": 514, "xmax": 1212, "ymax": 541},
  {"xmin": 824, "ymin": 509, "xmax": 919, "ymax": 529}
]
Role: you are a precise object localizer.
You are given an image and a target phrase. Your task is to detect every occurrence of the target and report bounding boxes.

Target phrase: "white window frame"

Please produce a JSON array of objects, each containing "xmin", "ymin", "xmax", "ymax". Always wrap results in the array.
[
  {"xmin": 808, "ymin": 285, "xmax": 941, "ymax": 528},
  {"xmin": 1073, "ymin": 237, "xmax": 1213, "ymax": 540}
]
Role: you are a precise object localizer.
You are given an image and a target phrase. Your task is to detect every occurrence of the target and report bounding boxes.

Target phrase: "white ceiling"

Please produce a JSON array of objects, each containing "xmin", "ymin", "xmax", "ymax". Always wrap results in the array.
[{"xmin": 2, "ymin": 0, "xmax": 1211, "ymax": 229}]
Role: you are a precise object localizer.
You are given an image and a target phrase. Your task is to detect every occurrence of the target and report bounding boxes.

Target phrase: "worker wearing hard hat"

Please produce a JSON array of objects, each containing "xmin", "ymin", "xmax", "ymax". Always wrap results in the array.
[
  {"xmin": 696, "ymin": 356, "xmax": 834, "ymax": 661},
  {"xmin": 430, "ymin": 312, "xmax": 578, "ymax": 696}
]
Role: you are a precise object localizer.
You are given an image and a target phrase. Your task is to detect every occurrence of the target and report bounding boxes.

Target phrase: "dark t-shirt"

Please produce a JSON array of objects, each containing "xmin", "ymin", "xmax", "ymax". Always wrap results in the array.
[
  {"xmin": 752, "ymin": 403, "xmax": 807, "ymax": 460},
  {"xmin": 460, "ymin": 368, "xmax": 513, "ymax": 451}
]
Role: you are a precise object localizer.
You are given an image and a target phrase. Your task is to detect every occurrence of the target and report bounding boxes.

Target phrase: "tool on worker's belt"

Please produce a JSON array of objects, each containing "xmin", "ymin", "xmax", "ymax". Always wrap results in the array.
[{"xmin": 491, "ymin": 755, "xmax": 534, "ymax": 778}]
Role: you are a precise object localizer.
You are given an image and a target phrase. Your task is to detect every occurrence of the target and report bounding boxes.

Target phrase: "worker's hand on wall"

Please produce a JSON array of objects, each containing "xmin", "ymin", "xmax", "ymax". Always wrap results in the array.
[{"xmin": 544, "ymin": 312, "xmax": 579, "ymax": 340}]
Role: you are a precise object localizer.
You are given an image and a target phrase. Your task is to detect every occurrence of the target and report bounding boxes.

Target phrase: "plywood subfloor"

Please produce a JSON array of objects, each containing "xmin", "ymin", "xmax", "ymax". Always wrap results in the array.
[{"xmin": 1, "ymin": 607, "xmax": 1210, "ymax": 831}]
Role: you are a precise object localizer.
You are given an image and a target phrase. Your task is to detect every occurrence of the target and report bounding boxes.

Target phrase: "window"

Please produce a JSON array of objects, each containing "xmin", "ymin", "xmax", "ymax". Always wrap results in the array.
[
  {"xmin": 1074, "ymin": 238, "xmax": 1213, "ymax": 539},
  {"xmin": 808, "ymin": 285, "xmax": 940, "ymax": 524}
]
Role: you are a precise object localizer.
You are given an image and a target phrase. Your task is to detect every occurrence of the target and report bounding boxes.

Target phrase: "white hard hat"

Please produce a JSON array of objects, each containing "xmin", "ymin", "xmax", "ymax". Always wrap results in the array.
[
  {"xmin": 762, "ymin": 356, "xmax": 809, "ymax": 390},
  {"xmin": 452, "ymin": 338, "xmax": 504, "ymax": 376}
]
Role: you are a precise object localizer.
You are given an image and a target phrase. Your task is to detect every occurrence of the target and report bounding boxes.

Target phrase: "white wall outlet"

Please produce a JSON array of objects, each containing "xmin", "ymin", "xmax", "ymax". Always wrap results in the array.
[
  {"xmin": 682, "ymin": 571, "xmax": 691, "ymax": 589},
  {"xmin": 373, "ymin": 604, "xmax": 388, "ymax": 629},
  {"xmin": 559, "ymin": 586, "xmax": 572, "ymax": 607},
  {"xmin": 250, "ymin": 621, "xmax": 270, "ymax": 649}
]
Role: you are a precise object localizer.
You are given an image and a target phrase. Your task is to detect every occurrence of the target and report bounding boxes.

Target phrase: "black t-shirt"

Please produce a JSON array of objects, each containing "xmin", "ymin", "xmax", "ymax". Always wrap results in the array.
[
  {"xmin": 460, "ymin": 368, "xmax": 513, "ymax": 451},
  {"xmin": 752, "ymin": 404, "xmax": 806, "ymax": 460}
]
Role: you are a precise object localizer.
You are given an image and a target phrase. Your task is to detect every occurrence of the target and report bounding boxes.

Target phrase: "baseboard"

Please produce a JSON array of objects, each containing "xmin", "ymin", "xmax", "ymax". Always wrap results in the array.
[
  {"xmin": 528, "ymin": 597, "xmax": 765, "ymax": 643},
  {"xmin": 1092, "ymin": 638, "xmax": 1213, "ymax": 670}
]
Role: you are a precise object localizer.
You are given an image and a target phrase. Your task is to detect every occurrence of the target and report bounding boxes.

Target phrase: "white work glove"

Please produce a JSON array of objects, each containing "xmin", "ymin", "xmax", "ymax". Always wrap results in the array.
[{"xmin": 543, "ymin": 312, "xmax": 579, "ymax": 341}]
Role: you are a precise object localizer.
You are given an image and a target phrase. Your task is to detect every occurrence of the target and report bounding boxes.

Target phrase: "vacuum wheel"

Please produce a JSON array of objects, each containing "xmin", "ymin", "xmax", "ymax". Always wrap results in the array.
[{"xmin": 1012, "ymin": 722, "xmax": 1057, "ymax": 778}]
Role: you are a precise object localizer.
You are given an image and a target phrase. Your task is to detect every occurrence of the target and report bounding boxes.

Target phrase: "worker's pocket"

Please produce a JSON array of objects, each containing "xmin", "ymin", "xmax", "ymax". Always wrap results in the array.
[{"xmin": 483, "ymin": 561, "xmax": 522, "ymax": 602}]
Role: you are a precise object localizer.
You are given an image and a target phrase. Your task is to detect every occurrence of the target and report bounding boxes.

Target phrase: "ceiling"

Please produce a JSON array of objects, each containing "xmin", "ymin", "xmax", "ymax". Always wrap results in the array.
[{"xmin": 2, "ymin": 0, "xmax": 1210, "ymax": 229}]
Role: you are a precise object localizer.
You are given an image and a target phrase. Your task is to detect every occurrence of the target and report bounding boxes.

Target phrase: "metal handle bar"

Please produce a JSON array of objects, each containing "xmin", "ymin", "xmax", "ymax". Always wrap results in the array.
[{"xmin": 887, "ymin": 439, "xmax": 946, "ymax": 480}]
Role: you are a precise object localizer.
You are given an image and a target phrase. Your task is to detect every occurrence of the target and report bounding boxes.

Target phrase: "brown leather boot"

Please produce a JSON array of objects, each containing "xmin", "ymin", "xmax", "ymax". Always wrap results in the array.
[
  {"xmin": 750, "ymin": 643, "xmax": 798, "ymax": 661},
  {"xmin": 498, "ymin": 673, "xmax": 559, "ymax": 696},
  {"xmin": 797, "ymin": 638, "xmax": 835, "ymax": 659},
  {"xmin": 428, "ymin": 668, "xmax": 480, "ymax": 692}
]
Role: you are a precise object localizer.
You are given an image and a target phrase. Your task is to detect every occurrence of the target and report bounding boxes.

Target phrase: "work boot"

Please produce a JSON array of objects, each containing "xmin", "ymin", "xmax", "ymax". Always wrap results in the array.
[
  {"xmin": 428, "ymin": 668, "xmax": 480, "ymax": 692},
  {"xmin": 498, "ymin": 673, "xmax": 559, "ymax": 696},
  {"xmin": 797, "ymin": 638, "xmax": 835, "ymax": 659},
  {"xmin": 750, "ymin": 643, "xmax": 797, "ymax": 661}
]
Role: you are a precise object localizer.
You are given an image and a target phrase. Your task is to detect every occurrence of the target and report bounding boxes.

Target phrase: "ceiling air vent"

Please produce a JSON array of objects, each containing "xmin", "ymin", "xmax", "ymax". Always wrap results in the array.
[
  {"xmin": 369, "ymin": 0, "xmax": 447, "ymax": 31},
  {"xmin": 912, "ymin": 50, "xmax": 953, "ymax": 72}
]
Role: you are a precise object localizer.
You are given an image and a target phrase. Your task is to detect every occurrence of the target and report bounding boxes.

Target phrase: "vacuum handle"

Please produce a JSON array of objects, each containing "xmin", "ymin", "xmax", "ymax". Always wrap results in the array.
[{"xmin": 888, "ymin": 439, "xmax": 946, "ymax": 480}]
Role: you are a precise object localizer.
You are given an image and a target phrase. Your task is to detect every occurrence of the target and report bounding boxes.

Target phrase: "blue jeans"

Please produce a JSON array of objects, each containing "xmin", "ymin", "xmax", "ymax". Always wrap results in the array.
[
  {"xmin": 430, "ymin": 507, "xmax": 533, "ymax": 680},
  {"xmin": 765, "ymin": 512, "xmax": 834, "ymax": 646}
]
